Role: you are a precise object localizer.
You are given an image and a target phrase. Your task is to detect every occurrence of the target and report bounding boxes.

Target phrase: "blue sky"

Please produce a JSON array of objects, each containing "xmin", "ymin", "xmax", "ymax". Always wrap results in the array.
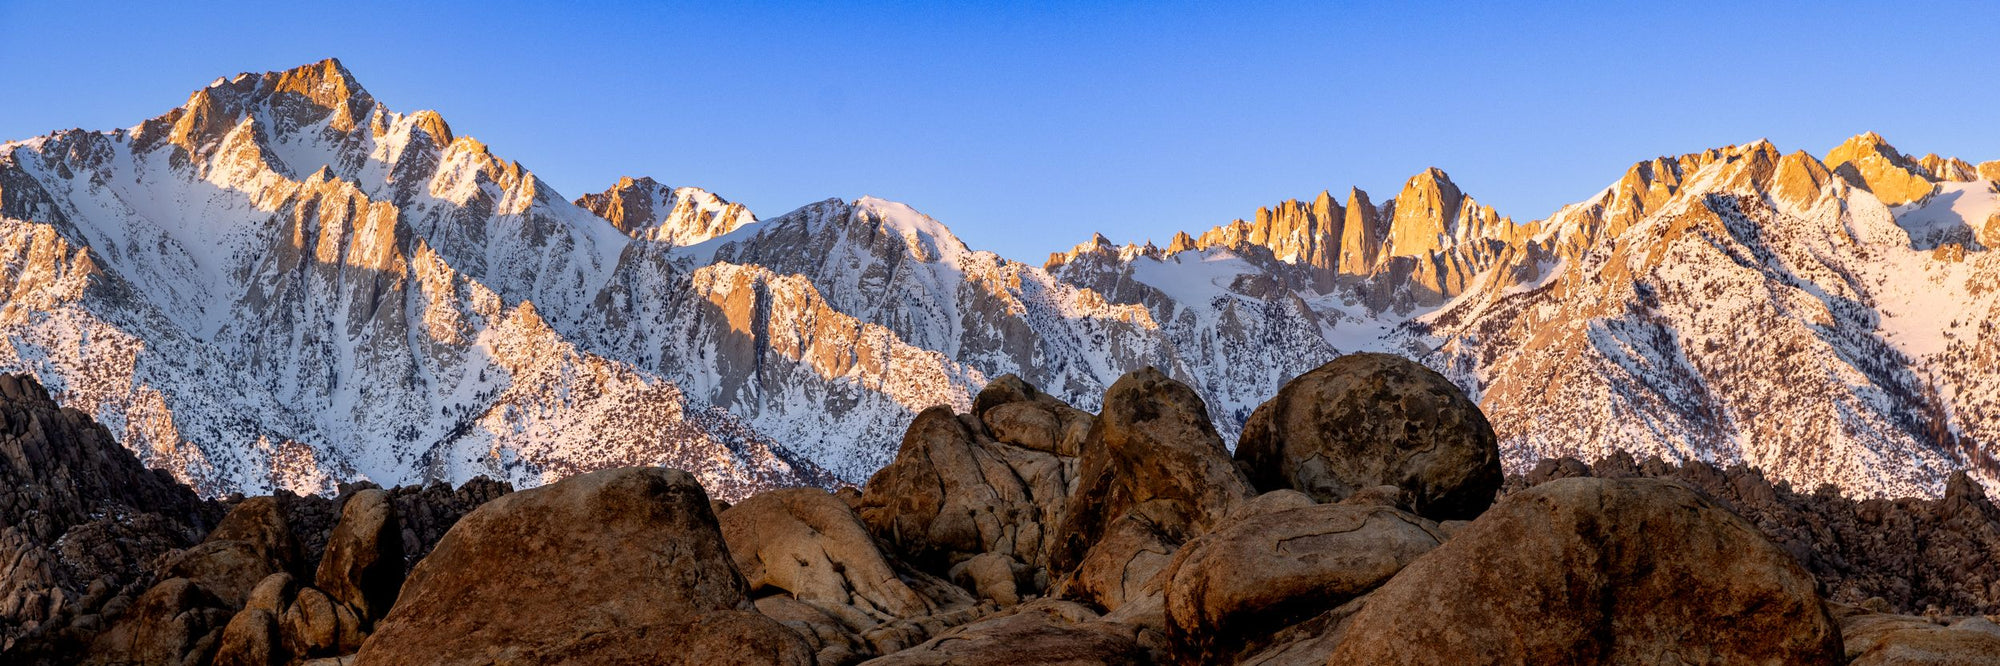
[{"xmin": 4, "ymin": 1, "xmax": 1997, "ymax": 262}]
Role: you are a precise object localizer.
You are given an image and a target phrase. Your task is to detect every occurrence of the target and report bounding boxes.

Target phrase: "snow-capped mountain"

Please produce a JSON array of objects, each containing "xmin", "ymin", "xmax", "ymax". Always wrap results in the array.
[{"xmin": 2, "ymin": 59, "xmax": 1995, "ymax": 499}]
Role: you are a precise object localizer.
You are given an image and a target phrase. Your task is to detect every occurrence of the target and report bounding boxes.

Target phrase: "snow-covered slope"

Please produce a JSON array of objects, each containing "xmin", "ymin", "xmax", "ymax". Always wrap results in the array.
[
  {"xmin": 2, "ymin": 58, "xmax": 1995, "ymax": 499},
  {"xmin": 0, "ymin": 59, "xmax": 832, "ymax": 499}
]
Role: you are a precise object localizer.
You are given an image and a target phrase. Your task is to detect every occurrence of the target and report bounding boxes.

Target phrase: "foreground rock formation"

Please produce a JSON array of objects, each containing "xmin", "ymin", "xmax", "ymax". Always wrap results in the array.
[{"xmin": 4, "ymin": 363, "xmax": 1999, "ymax": 664}]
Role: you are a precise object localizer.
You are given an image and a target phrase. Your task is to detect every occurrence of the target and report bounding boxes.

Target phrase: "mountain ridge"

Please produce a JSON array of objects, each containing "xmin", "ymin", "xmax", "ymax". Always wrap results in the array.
[{"xmin": 2, "ymin": 57, "xmax": 1996, "ymax": 500}]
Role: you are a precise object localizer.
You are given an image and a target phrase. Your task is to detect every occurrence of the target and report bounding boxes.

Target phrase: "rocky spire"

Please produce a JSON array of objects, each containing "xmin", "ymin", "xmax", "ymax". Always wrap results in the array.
[
  {"xmin": 1338, "ymin": 187, "xmax": 1383, "ymax": 275},
  {"xmin": 1385, "ymin": 168, "xmax": 1463, "ymax": 258}
]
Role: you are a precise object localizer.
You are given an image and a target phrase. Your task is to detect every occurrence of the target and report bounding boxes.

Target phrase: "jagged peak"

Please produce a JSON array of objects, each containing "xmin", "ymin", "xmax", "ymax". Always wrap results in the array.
[
  {"xmin": 575, "ymin": 176, "xmax": 753, "ymax": 244},
  {"xmin": 1828, "ymin": 131, "xmax": 1913, "ymax": 168}
]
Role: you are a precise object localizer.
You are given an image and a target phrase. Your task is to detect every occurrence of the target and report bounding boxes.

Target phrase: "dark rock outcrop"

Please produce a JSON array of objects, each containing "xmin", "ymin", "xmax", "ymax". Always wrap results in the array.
[
  {"xmin": 1325, "ymin": 476, "xmax": 1844, "ymax": 665},
  {"xmin": 0, "ymin": 374, "xmax": 219, "ymax": 654},
  {"xmin": 355, "ymin": 467, "xmax": 813, "ymax": 665},
  {"xmin": 1522, "ymin": 453, "xmax": 2000, "ymax": 616},
  {"xmin": 1235, "ymin": 353, "xmax": 1502, "ymax": 520}
]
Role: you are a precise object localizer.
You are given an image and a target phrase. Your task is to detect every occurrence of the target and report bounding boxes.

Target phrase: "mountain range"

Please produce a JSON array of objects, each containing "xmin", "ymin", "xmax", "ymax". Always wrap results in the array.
[{"xmin": 1, "ymin": 58, "xmax": 1994, "ymax": 500}]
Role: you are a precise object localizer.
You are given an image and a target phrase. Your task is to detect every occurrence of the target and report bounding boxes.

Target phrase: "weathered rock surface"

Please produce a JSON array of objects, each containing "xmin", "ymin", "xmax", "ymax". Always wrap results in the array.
[
  {"xmin": 1161, "ymin": 501, "xmax": 1444, "ymax": 661},
  {"xmin": 80, "ymin": 577, "xmax": 231, "ymax": 666},
  {"xmin": 857, "ymin": 375, "xmax": 1080, "ymax": 573},
  {"xmin": 1047, "ymin": 367, "xmax": 1254, "ymax": 612},
  {"xmin": 857, "ymin": 599, "xmax": 1151, "ymax": 666},
  {"xmin": 721, "ymin": 487, "xmax": 938, "ymax": 621},
  {"xmin": 1325, "ymin": 476, "xmax": 1843, "ymax": 665},
  {"xmin": 0, "ymin": 374, "xmax": 220, "ymax": 654},
  {"xmin": 1522, "ymin": 453, "xmax": 2000, "ymax": 615},
  {"xmin": 1235, "ymin": 353, "xmax": 1501, "ymax": 520},
  {"xmin": 1841, "ymin": 612, "xmax": 2000, "ymax": 665},
  {"xmin": 314, "ymin": 488, "xmax": 403, "ymax": 625},
  {"xmin": 355, "ymin": 467, "xmax": 813, "ymax": 665}
]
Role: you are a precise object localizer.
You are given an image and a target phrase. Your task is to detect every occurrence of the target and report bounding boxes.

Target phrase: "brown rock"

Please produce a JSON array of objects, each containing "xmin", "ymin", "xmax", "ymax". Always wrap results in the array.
[
  {"xmin": 719, "ymin": 487, "xmax": 938, "ymax": 620},
  {"xmin": 858, "ymin": 392, "xmax": 1075, "ymax": 571},
  {"xmin": 354, "ymin": 467, "xmax": 812, "ymax": 665},
  {"xmin": 950, "ymin": 552, "xmax": 1033, "ymax": 607},
  {"xmin": 314, "ymin": 488, "xmax": 403, "ymax": 625},
  {"xmin": 81, "ymin": 577, "xmax": 232, "ymax": 666},
  {"xmin": 242, "ymin": 572, "xmax": 295, "ymax": 616},
  {"xmin": 1047, "ymin": 367, "xmax": 1253, "ymax": 612},
  {"xmin": 754, "ymin": 595, "xmax": 872, "ymax": 666},
  {"xmin": 1161, "ymin": 502, "xmax": 1444, "ymax": 660},
  {"xmin": 281, "ymin": 586, "xmax": 341, "ymax": 658},
  {"xmin": 208, "ymin": 497, "xmax": 301, "ymax": 574},
  {"xmin": 1842, "ymin": 613, "xmax": 2000, "ymax": 665},
  {"xmin": 213, "ymin": 608, "xmax": 283, "ymax": 666},
  {"xmin": 162, "ymin": 539, "xmax": 281, "ymax": 609},
  {"xmin": 1325, "ymin": 477, "xmax": 1843, "ymax": 665},
  {"xmin": 1234, "ymin": 353, "xmax": 1501, "ymax": 520},
  {"xmin": 857, "ymin": 599, "xmax": 1149, "ymax": 666}
]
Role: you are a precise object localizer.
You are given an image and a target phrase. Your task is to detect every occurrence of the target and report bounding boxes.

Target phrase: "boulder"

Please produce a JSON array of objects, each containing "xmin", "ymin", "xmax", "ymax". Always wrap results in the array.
[
  {"xmin": 1842, "ymin": 612, "xmax": 2000, "ymax": 665},
  {"xmin": 949, "ymin": 553, "xmax": 1033, "ymax": 607},
  {"xmin": 314, "ymin": 488, "xmax": 403, "ymax": 625},
  {"xmin": 208, "ymin": 497, "xmax": 301, "ymax": 575},
  {"xmin": 242, "ymin": 572, "xmax": 296, "ymax": 616},
  {"xmin": 1325, "ymin": 477, "xmax": 1844, "ymax": 665},
  {"xmin": 972, "ymin": 375, "xmax": 1095, "ymax": 457},
  {"xmin": 719, "ymin": 487, "xmax": 937, "ymax": 620},
  {"xmin": 858, "ymin": 399, "xmax": 1073, "ymax": 571},
  {"xmin": 354, "ymin": 467, "xmax": 812, "ymax": 665},
  {"xmin": 1046, "ymin": 367, "xmax": 1252, "ymax": 611},
  {"xmin": 161, "ymin": 539, "xmax": 281, "ymax": 609},
  {"xmin": 81, "ymin": 577, "xmax": 232, "ymax": 666},
  {"xmin": 280, "ymin": 586, "xmax": 342, "ymax": 658},
  {"xmin": 213, "ymin": 608, "xmax": 283, "ymax": 666},
  {"xmin": 857, "ymin": 599, "xmax": 1150, "ymax": 666},
  {"xmin": 1234, "ymin": 353, "xmax": 1501, "ymax": 520},
  {"xmin": 1161, "ymin": 501, "xmax": 1444, "ymax": 660}
]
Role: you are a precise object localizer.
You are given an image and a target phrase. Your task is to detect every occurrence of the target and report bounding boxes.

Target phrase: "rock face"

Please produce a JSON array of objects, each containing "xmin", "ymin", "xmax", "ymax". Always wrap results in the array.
[
  {"xmin": 857, "ymin": 599, "xmax": 1150, "ymax": 666},
  {"xmin": 720, "ymin": 488, "xmax": 936, "ymax": 621},
  {"xmin": 1522, "ymin": 454, "xmax": 2000, "ymax": 616},
  {"xmin": 0, "ymin": 374, "xmax": 218, "ymax": 652},
  {"xmin": 1235, "ymin": 353, "xmax": 1502, "ymax": 520},
  {"xmin": 856, "ymin": 375, "xmax": 1084, "ymax": 572},
  {"xmin": 1046, "ymin": 367, "xmax": 1254, "ymax": 611},
  {"xmin": 1325, "ymin": 477, "xmax": 1844, "ymax": 665},
  {"xmin": 355, "ymin": 467, "xmax": 813, "ymax": 665},
  {"xmin": 313, "ymin": 488, "xmax": 404, "ymax": 626},
  {"xmin": 1841, "ymin": 612, "xmax": 2000, "ymax": 665},
  {"xmin": 1160, "ymin": 500, "xmax": 1445, "ymax": 661},
  {"xmin": 1827, "ymin": 131, "xmax": 1937, "ymax": 206}
]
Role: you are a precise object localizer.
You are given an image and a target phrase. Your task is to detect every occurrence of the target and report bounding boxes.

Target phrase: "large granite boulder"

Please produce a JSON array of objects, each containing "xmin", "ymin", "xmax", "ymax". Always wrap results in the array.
[
  {"xmin": 1234, "ymin": 353, "xmax": 1501, "ymax": 520},
  {"xmin": 857, "ymin": 378, "xmax": 1078, "ymax": 573},
  {"xmin": 355, "ymin": 467, "xmax": 812, "ymax": 665},
  {"xmin": 1046, "ymin": 367, "xmax": 1254, "ymax": 612},
  {"xmin": 1161, "ymin": 499, "xmax": 1444, "ymax": 661},
  {"xmin": 314, "ymin": 488, "xmax": 403, "ymax": 626},
  {"xmin": 1325, "ymin": 477, "xmax": 1844, "ymax": 665},
  {"xmin": 720, "ymin": 487, "xmax": 938, "ymax": 621}
]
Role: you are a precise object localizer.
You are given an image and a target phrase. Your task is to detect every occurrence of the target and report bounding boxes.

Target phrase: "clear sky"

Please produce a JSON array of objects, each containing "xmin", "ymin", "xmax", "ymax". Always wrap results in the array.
[{"xmin": 4, "ymin": 1, "xmax": 1997, "ymax": 263}]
